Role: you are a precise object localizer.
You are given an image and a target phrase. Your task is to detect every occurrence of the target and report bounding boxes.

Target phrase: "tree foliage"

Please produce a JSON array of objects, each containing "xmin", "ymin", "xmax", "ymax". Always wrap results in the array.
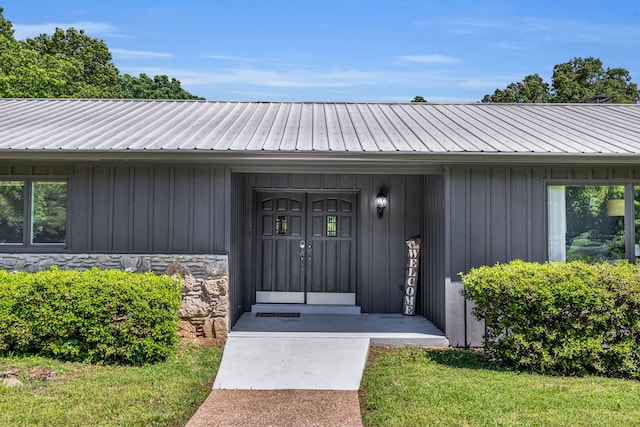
[
  {"xmin": 23, "ymin": 27, "xmax": 121, "ymax": 98},
  {"xmin": 411, "ymin": 95, "xmax": 427, "ymax": 102},
  {"xmin": 0, "ymin": 7, "xmax": 203, "ymax": 100},
  {"xmin": 482, "ymin": 57, "xmax": 640, "ymax": 104},
  {"xmin": 120, "ymin": 73, "xmax": 203, "ymax": 100},
  {"xmin": 481, "ymin": 74, "xmax": 550, "ymax": 103}
]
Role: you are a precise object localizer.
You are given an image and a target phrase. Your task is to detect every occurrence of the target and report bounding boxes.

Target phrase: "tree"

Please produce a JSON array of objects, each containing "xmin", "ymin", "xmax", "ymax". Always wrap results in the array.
[
  {"xmin": 0, "ymin": 14, "xmax": 88, "ymax": 98},
  {"xmin": 120, "ymin": 73, "xmax": 203, "ymax": 100},
  {"xmin": 23, "ymin": 27, "xmax": 121, "ymax": 98},
  {"xmin": 411, "ymin": 95, "xmax": 427, "ymax": 102},
  {"xmin": 481, "ymin": 74, "xmax": 550, "ymax": 103},
  {"xmin": 551, "ymin": 57, "xmax": 638, "ymax": 103},
  {"xmin": 482, "ymin": 57, "xmax": 640, "ymax": 104},
  {"xmin": 0, "ymin": 8, "xmax": 204, "ymax": 99},
  {"xmin": 0, "ymin": 7, "xmax": 13, "ymax": 40}
]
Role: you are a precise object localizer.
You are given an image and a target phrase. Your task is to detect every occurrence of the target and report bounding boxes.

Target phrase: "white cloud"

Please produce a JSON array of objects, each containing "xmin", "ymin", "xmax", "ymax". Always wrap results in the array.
[
  {"xmin": 457, "ymin": 75, "xmax": 523, "ymax": 89},
  {"xmin": 447, "ymin": 17, "xmax": 640, "ymax": 47},
  {"xmin": 13, "ymin": 21, "xmax": 119, "ymax": 39},
  {"xmin": 111, "ymin": 48, "xmax": 172, "ymax": 59},
  {"xmin": 123, "ymin": 66, "xmax": 434, "ymax": 89},
  {"xmin": 207, "ymin": 54, "xmax": 258, "ymax": 62},
  {"xmin": 398, "ymin": 54, "xmax": 460, "ymax": 64}
]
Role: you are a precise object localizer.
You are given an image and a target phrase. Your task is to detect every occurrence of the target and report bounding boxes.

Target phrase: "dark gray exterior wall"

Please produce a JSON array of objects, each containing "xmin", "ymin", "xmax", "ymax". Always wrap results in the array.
[
  {"xmin": 235, "ymin": 173, "xmax": 428, "ymax": 315},
  {"xmin": 0, "ymin": 163, "xmax": 231, "ymax": 254},
  {"xmin": 444, "ymin": 165, "xmax": 640, "ymax": 347},
  {"xmin": 423, "ymin": 174, "xmax": 446, "ymax": 331}
]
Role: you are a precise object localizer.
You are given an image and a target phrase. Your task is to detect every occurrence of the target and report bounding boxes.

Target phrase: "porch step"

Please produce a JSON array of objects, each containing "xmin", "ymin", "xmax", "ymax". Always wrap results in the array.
[{"xmin": 251, "ymin": 303, "xmax": 361, "ymax": 315}]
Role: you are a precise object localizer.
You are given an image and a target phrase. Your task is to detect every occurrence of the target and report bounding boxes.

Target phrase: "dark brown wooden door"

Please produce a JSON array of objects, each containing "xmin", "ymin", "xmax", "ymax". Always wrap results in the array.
[{"xmin": 255, "ymin": 192, "xmax": 356, "ymax": 305}]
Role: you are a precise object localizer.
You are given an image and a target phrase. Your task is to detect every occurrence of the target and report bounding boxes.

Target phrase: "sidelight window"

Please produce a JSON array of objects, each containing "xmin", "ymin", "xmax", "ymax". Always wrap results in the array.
[{"xmin": 0, "ymin": 180, "xmax": 67, "ymax": 246}]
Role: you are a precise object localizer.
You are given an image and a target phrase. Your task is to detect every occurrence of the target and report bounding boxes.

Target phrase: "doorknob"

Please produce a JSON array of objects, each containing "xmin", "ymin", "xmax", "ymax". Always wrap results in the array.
[{"xmin": 299, "ymin": 240, "xmax": 305, "ymax": 248}]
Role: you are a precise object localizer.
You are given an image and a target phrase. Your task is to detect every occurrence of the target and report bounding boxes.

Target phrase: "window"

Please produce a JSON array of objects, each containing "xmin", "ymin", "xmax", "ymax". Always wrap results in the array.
[
  {"xmin": 548, "ymin": 185, "xmax": 625, "ymax": 262},
  {"xmin": 326, "ymin": 215, "xmax": 337, "ymax": 237},
  {"xmin": 0, "ymin": 180, "xmax": 67, "ymax": 246},
  {"xmin": 275, "ymin": 215, "xmax": 287, "ymax": 235}
]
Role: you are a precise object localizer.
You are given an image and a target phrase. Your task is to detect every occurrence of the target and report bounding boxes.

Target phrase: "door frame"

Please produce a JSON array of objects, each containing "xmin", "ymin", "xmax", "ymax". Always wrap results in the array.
[{"xmin": 251, "ymin": 189, "xmax": 359, "ymax": 305}]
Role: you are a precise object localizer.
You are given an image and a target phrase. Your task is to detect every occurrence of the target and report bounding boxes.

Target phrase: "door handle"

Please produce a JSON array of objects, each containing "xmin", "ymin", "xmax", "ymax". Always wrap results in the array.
[
  {"xmin": 299, "ymin": 240, "xmax": 306, "ymax": 264},
  {"xmin": 307, "ymin": 244, "xmax": 312, "ymax": 267}
]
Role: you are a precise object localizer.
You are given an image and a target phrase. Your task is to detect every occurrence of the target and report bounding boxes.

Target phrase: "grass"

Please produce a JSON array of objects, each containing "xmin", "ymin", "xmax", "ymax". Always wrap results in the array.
[
  {"xmin": 0, "ymin": 339, "xmax": 222, "ymax": 427},
  {"xmin": 360, "ymin": 347, "xmax": 640, "ymax": 427}
]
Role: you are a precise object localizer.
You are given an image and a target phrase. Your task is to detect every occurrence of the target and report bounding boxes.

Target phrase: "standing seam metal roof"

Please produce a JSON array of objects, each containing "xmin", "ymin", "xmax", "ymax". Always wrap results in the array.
[{"xmin": 0, "ymin": 98, "xmax": 639, "ymax": 155}]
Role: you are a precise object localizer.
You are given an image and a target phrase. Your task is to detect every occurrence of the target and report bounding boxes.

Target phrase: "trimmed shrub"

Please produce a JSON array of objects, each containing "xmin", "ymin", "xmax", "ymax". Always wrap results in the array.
[
  {"xmin": 0, "ymin": 267, "xmax": 182, "ymax": 365},
  {"xmin": 461, "ymin": 260, "xmax": 640, "ymax": 379}
]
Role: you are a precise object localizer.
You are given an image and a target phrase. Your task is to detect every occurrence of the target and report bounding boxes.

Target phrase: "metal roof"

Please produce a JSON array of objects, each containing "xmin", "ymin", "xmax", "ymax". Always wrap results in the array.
[{"xmin": 0, "ymin": 98, "xmax": 639, "ymax": 156}]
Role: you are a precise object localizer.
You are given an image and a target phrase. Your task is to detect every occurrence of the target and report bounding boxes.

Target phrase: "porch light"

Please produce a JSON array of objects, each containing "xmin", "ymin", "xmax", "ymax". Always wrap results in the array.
[{"xmin": 375, "ymin": 190, "xmax": 387, "ymax": 219}]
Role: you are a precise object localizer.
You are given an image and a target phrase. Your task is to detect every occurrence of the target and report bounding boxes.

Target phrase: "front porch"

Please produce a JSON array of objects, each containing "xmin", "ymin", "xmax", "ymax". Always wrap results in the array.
[{"xmin": 231, "ymin": 305, "xmax": 449, "ymax": 347}]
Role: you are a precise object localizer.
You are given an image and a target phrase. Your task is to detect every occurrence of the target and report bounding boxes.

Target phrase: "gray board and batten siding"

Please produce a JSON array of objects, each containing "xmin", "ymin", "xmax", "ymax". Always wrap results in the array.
[
  {"xmin": 445, "ymin": 165, "xmax": 640, "ymax": 347},
  {"xmin": 0, "ymin": 163, "xmax": 231, "ymax": 254}
]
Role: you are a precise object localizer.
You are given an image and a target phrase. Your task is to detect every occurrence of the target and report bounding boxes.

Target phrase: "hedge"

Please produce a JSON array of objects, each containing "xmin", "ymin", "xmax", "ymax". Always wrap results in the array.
[
  {"xmin": 0, "ymin": 267, "xmax": 182, "ymax": 365},
  {"xmin": 461, "ymin": 260, "xmax": 640, "ymax": 379}
]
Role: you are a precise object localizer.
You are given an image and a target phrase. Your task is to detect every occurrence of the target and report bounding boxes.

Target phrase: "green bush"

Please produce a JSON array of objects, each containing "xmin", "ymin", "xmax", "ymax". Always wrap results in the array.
[
  {"xmin": 461, "ymin": 260, "xmax": 640, "ymax": 379},
  {"xmin": 0, "ymin": 267, "xmax": 182, "ymax": 365}
]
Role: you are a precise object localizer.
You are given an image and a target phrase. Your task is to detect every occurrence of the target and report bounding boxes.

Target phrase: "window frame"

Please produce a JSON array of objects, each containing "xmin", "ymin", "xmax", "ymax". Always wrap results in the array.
[
  {"xmin": 0, "ymin": 177, "xmax": 69, "ymax": 250},
  {"xmin": 545, "ymin": 180, "xmax": 635, "ymax": 263}
]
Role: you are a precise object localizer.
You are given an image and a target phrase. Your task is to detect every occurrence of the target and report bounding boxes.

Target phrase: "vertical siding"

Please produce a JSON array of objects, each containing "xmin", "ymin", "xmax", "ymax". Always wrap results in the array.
[
  {"xmin": 229, "ymin": 172, "xmax": 244, "ymax": 326},
  {"xmin": 444, "ymin": 165, "xmax": 640, "ymax": 346},
  {"xmin": 423, "ymin": 175, "xmax": 445, "ymax": 331},
  {"xmin": 66, "ymin": 164, "xmax": 229, "ymax": 253}
]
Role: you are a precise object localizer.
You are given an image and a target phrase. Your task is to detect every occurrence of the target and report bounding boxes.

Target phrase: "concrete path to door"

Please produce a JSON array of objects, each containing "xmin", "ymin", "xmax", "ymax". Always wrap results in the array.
[{"xmin": 186, "ymin": 310, "xmax": 449, "ymax": 426}]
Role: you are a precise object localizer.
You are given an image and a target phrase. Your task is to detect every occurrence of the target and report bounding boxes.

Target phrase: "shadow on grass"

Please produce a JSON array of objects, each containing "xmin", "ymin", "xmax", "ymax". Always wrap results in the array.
[{"xmin": 372, "ymin": 346, "xmax": 512, "ymax": 372}]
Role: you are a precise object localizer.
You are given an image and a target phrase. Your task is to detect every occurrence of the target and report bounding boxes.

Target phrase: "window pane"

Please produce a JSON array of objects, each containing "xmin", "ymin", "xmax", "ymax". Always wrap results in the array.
[
  {"xmin": 275, "ymin": 215, "xmax": 287, "ymax": 235},
  {"xmin": 326, "ymin": 215, "xmax": 337, "ymax": 237},
  {"xmin": 0, "ymin": 181, "xmax": 24, "ymax": 244},
  {"xmin": 32, "ymin": 181, "xmax": 66, "ymax": 244},
  {"xmin": 548, "ymin": 185, "xmax": 625, "ymax": 262}
]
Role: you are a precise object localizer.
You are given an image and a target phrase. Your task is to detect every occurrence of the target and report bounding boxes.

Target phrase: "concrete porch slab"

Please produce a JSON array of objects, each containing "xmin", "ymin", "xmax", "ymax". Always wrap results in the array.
[{"xmin": 232, "ymin": 312, "xmax": 450, "ymax": 347}]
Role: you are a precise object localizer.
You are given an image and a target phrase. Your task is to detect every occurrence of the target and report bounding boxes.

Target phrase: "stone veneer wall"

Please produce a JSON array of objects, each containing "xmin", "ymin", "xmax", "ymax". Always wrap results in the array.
[{"xmin": 0, "ymin": 253, "xmax": 229, "ymax": 340}]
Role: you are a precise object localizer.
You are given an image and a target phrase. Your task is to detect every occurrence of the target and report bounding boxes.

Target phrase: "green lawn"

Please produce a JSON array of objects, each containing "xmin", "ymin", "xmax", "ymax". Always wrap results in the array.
[
  {"xmin": 360, "ymin": 347, "xmax": 640, "ymax": 427},
  {"xmin": 0, "ymin": 340, "xmax": 222, "ymax": 427}
]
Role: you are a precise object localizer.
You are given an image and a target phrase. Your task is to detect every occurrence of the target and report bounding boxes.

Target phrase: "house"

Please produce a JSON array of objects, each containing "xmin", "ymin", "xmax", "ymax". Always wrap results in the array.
[{"xmin": 1, "ymin": 98, "xmax": 639, "ymax": 346}]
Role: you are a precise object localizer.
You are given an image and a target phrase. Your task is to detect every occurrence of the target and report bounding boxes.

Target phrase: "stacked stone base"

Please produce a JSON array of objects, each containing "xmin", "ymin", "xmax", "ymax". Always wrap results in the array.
[{"xmin": 0, "ymin": 253, "xmax": 229, "ymax": 340}]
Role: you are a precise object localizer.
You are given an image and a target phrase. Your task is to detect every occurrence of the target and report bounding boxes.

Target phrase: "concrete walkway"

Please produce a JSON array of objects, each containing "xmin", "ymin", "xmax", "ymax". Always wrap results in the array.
[
  {"xmin": 213, "ymin": 336, "xmax": 370, "ymax": 390},
  {"xmin": 186, "ymin": 311, "xmax": 449, "ymax": 426}
]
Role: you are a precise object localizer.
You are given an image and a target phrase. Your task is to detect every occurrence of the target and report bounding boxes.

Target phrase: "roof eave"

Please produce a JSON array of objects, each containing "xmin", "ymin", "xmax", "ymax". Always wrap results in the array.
[{"xmin": 0, "ymin": 149, "xmax": 639, "ymax": 167}]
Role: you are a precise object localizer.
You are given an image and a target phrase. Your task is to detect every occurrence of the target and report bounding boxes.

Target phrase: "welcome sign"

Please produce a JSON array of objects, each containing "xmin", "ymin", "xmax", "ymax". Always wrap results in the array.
[{"xmin": 403, "ymin": 237, "xmax": 421, "ymax": 316}]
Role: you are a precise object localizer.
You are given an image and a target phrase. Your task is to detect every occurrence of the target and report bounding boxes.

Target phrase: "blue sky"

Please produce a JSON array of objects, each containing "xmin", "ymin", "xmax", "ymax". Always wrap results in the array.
[{"xmin": 3, "ymin": 1, "xmax": 640, "ymax": 102}]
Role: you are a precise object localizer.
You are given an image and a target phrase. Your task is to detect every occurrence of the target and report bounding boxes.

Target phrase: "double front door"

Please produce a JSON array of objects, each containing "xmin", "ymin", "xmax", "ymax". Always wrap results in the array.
[{"xmin": 255, "ymin": 192, "xmax": 357, "ymax": 305}]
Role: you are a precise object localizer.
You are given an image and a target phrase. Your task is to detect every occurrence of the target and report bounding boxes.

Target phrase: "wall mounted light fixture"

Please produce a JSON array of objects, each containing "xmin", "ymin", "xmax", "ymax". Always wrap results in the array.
[{"xmin": 375, "ymin": 190, "xmax": 387, "ymax": 219}]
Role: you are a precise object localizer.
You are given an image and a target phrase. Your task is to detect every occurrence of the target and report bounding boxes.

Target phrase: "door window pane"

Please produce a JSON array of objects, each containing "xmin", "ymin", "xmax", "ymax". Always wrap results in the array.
[
  {"xmin": 548, "ymin": 185, "xmax": 625, "ymax": 262},
  {"xmin": 31, "ymin": 181, "xmax": 66, "ymax": 244},
  {"xmin": 275, "ymin": 215, "xmax": 287, "ymax": 235},
  {"xmin": 326, "ymin": 215, "xmax": 337, "ymax": 237},
  {"xmin": 0, "ymin": 181, "xmax": 24, "ymax": 244}
]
